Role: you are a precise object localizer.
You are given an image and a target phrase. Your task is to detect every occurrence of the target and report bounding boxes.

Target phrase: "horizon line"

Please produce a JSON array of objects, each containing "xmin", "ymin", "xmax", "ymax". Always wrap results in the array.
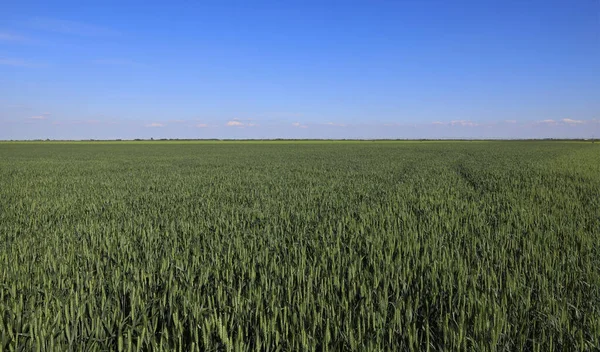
[{"xmin": 1, "ymin": 138, "xmax": 598, "ymax": 142}]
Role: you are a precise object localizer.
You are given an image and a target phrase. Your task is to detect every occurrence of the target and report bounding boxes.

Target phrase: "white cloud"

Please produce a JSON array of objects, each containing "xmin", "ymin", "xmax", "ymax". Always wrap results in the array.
[
  {"xmin": 292, "ymin": 122, "xmax": 308, "ymax": 128},
  {"xmin": 146, "ymin": 123, "xmax": 165, "ymax": 127},
  {"xmin": 562, "ymin": 118, "xmax": 584, "ymax": 125},
  {"xmin": 28, "ymin": 112, "xmax": 50, "ymax": 120},
  {"xmin": 196, "ymin": 123, "xmax": 209, "ymax": 128},
  {"xmin": 226, "ymin": 119, "xmax": 257, "ymax": 127},
  {"xmin": 450, "ymin": 120, "xmax": 479, "ymax": 127},
  {"xmin": 528, "ymin": 118, "xmax": 594, "ymax": 127},
  {"xmin": 325, "ymin": 122, "xmax": 347, "ymax": 127},
  {"xmin": 28, "ymin": 18, "xmax": 120, "ymax": 37},
  {"xmin": 50, "ymin": 119, "xmax": 119, "ymax": 126},
  {"xmin": 504, "ymin": 120, "xmax": 517, "ymax": 124},
  {"xmin": 430, "ymin": 120, "xmax": 479, "ymax": 127},
  {"xmin": 91, "ymin": 59, "xmax": 147, "ymax": 67},
  {"xmin": 0, "ymin": 58, "xmax": 44, "ymax": 68},
  {"xmin": 537, "ymin": 119, "xmax": 557, "ymax": 125},
  {"xmin": 0, "ymin": 32, "xmax": 26, "ymax": 42},
  {"xmin": 92, "ymin": 59, "xmax": 129, "ymax": 65}
]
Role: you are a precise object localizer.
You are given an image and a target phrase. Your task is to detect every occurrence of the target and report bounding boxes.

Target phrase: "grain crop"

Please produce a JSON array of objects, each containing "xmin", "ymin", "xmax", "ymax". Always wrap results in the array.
[{"xmin": 0, "ymin": 141, "xmax": 599, "ymax": 351}]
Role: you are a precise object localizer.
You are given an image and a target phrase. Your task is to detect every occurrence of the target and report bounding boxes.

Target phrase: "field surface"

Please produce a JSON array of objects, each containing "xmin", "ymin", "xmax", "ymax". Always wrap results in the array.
[{"xmin": 1, "ymin": 141, "xmax": 599, "ymax": 351}]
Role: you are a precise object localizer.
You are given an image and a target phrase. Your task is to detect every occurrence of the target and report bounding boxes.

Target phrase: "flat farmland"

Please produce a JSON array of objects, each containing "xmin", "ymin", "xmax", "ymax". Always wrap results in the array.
[{"xmin": 1, "ymin": 141, "xmax": 599, "ymax": 351}]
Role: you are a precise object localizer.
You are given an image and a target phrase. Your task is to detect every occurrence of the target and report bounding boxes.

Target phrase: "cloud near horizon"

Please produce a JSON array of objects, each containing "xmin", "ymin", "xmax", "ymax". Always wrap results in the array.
[
  {"xmin": 51, "ymin": 119, "xmax": 119, "ymax": 126},
  {"xmin": 91, "ymin": 59, "xmax": 143, "ymax": 66},
  {"xmin": 533, "ymin": 118, "xmax": 591, "ymax": 126},
  {"xmin": 144, "ymin": 118, "xmax": 598, "ymax": 131},
  {"xmin": 562, "ymin": 118, "xmax": 584, "ymax": 125},
  {"xmin": 451, "ymin": 120, "xmax": 479, "ymax": 127},
  {"xmin": 28, "ymin": 113, "xmax": 51, "ymax": 120},
  {"xmin": 226, "ymin": 119, "xmax": 258, "ymax": 127},
  {"xmin": 0, "ymin": 32, "xmax": 27, "ymax": 42},
  {"xmin": 429, "ymin": 120, "xmax": 481, "ymax": 127},
  {"xmin": 27, "ymin": 17, "xmax": 120, "ymax": 37},
  {"xmin": 5, "ymin": 117, "xmax": 599, "ymax": 140},
  {"xmin": 0, "ymin": 58, "xmax": 45, "ymax": 68}
]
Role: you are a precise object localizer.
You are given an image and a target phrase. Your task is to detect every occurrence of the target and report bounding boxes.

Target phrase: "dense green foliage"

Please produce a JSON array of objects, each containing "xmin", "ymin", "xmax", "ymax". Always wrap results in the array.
[{"xmin": 1, "ymin": 141, "xmax": 599, "ymax": 351}]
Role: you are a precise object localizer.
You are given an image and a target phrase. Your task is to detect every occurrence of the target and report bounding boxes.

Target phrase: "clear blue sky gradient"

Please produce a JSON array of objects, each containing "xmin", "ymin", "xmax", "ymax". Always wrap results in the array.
[{"xmin": 1, "ymin": 0, "xmax": 599, "ymax": 139}]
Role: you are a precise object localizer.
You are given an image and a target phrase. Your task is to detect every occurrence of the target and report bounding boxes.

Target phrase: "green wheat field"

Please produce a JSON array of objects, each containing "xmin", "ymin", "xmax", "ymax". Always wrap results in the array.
[{"xmin": 1, "ymin": 141, "xmax": 599, "ymax": 351}]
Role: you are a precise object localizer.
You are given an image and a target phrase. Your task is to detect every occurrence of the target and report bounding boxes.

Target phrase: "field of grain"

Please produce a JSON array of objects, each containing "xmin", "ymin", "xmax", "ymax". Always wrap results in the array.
[{"xmin": 0, "ymin": 141, "xmax": 599, "ymax": 351}]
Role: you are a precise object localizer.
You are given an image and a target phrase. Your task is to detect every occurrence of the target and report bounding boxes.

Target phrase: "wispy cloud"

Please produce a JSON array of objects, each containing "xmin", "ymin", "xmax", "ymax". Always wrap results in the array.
[
  {"xmin": 196, "ymin": 123, "xmax": 210, "ymax": 128},
  {"xmin": 91, "ymin": 59, "xmax": 146, "ymax": 67},
  {"xmin": 383, "ymin": 122, "xmax": 414, "ymax": 127},
  {"xmin": 146, "ymin": 122, "xmax": 165, "ymax": 127},
  {"xmin": 535, "ymin": 119, "xmax": 557, "ymax": 126},
  {"xmin": 226, "ymin": 119, "xmax": 258, "ymax": 127},
  {"xmin": 292, "ymin": 122, "xmax": 308, "ymax": 128},
  {"xmin": 27, "ymin": 18, "xmax": 120, "ymax": 37},
  {"xmin": 450, "ymin": 120, "xmax": 479, "ymax": 127},
  {"xmin": 562, "ymin": 118, "xmax": 584, "ymax": 125},
  {"xmin": 269, "ymin": 112, "xmax": 304, "ymax": 119},
  {"xmin": 0, "ymin": 32, "xmax": 27, "ymax": 42},
  {"xmin": 324, "ymin": 122, "xmax": 347, "ymax": 127},
  {"xmin": 2, "ymin": 104, "xmax": 29, "ymax": 109},
  {"xmin": 529, "ymin": 118, "xmax": 595, "ymax": 127},
  {"xmin": 527, "ymin": 118, "xmax": 595, "ymax": 127},
  {"xmin": 0, "ymin": 58, "xmax": 45, "ymax": 68},
  {"xmin": 428, "ymin": 120, "xmax": 479, "ymax": 127},
  {"xmin": 51, "ymin": 119, "xmax": 120, "ymax": 126},
  {"xmin": 28, "ymin": 113, "xmax": 51, "ymax": 120}
]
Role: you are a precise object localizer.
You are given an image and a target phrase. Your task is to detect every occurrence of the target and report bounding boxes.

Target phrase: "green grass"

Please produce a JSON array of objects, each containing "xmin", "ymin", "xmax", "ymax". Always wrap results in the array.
[{"xmin": 1, "ymin": 141, "xmax": 599, "ymax": 351}]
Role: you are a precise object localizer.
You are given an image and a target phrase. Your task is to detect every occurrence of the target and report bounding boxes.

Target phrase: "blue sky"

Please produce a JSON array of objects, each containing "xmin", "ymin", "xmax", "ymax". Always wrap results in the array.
[{"xmin": 1, "ymin": 0, "xmax": 599, "ymax": 139}]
